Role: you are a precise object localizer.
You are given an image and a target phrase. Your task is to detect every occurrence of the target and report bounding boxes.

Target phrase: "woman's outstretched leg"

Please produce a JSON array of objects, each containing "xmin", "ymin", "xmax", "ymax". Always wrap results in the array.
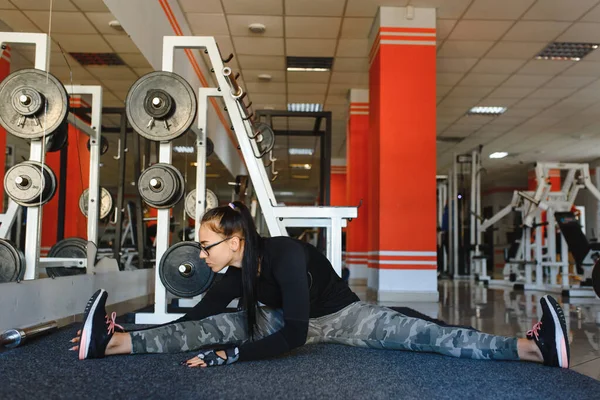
[
  {"xmin": 313, "ymin": 295, "xmax": 569, "ymax": 367},
  {"xmin": 73, "ymin": 289, "xmax": 284, "ymax": 359}
]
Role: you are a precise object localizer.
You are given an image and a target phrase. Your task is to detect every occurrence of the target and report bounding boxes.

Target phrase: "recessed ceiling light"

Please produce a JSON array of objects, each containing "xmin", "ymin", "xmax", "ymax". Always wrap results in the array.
[
  {"xmin": 108, "ymin": 20, "xmax": 124, "ymax": 31},
  {"xmin": 489, "ymin": 152, "xmax": 508, "ymax": 159},
  {"xmin": 289, "ymin": 148, "xmax": 314, "ymax": 156},
  {"xmin": 278, "ymin": 191, "xmax": 295, "ymax": 196},
  {"xmin": 292, "ymin": 175, "xmax": 310, "ymax": 180},
  {"xmin": 258, "ymin": 73, "xmax": 272, "ymax": 81},
  {"xmin": 535, "ymin": 42, "xmax": 599, "ymax": 61},
  {"xmin": 467, "ymin": 106, "xmax": 507, "ymax": 116},
  {"xmin": 248, "ymin": 23, "xmax": 266, "ymax": 34}
]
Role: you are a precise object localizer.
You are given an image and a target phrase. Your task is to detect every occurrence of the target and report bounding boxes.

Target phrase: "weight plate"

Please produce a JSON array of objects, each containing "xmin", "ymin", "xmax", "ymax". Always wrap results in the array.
[
  {"xmin": 46, "ymin": 121, "xmax": 69, "ymax": 153},
  {"xmin": 0, "ymin": 239, "xmax": 24, "ymax": 283},
  {"xmin": 87, "ymin": 135, "xmax": 109, "ymax": 155},
  {"xmin": 4, "ymin": 161, "xmax": 57, "ymax": 207},
  {"xmin": 138, "ymin": 163, "xmax": 185, "ymax": 209},
  {"xmin": 206, "ymin": 137, "xmax": 214, "ymax": 158},
  {"xmin": 159, "ymin": 241, "xmax": 215, "ymax": 298},
  {"xmin": 235, "ymin": 175, "xmax": 249, "ymax": 196},
  {"xmin": 125, "ymin": 71, "xmax": 197, "ymax": 142},
  {"xmin": 253, "ymin": 122, "xmax": 275, "ymax": 157},
  {"xmin": 0, "ymin": 69, "xmax": 69, "ymax": 139},
  {"xmin": 593, "ymin": 259, "xmax": 600, "ymax": 298},
  {"xmin": 79, "ymin": 187, "xmax": 113, "ymax": 220},
  {"xmin": 46, "ymin": 237, "xmax": 87, "ymax": 278},
  {"xmin": 185, "ymin": 188, "xmax": 219, "ymax": 220}
]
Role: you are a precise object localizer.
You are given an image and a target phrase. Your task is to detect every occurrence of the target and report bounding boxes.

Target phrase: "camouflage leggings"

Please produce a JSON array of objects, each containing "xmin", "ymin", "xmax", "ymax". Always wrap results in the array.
[{"xmin": 130, "ymin": 301, "xmax": 519, "ymax": 361}]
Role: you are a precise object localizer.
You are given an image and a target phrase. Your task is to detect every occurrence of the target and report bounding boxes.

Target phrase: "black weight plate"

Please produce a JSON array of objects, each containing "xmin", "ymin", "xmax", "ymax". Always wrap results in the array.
[
  {"xmin": 46, "ymin": 121, "xmax": 69, "ymax": 153},
  {"xmin": 0, "ymin": 239, "xmax": 23, "ymax": 283},
  {"xmin": 593, "ymin": 259, "xmax": 600, "ymax": 298},
  {"xmin": 138, "ymin": 163, "xmax": 185, "ymax": 208},
  {"xmin": 4, "ymin": 161, "xmax": 57, "ymax": 206},
  {"xmin": 235, "ymin": 175, "xmax": 248, "ymax": 196},
  {"xmin": 0, "ymin": 69, "xmax": 69, "ymax": 139},
  {"xmin": 253, "ymin": 122, "xmax": 275, "ymax": 157},
  {"xmin": 87, "ymin": 135, "xmax": 109, "ymax": 155},
  {"xmin": 159, "ymin": 241, "xmax": 215, "ymax": 298},
  {"xmin": 46, "ymin": 237, "xmax": 87, "ymax": 277},
  {"xmin": 126, "ymin": 71, "xmax": 197, "ymax": 142},
  {"xmin": 206, "ymin": 137, "xmax": 214, "ymax": 158}
]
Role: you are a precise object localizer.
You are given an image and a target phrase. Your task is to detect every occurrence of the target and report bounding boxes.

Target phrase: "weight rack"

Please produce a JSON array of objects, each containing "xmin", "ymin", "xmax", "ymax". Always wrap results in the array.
[
  {"xmin": 0, "ymin": 32, "xmax": 109, "ymax": 280},
  {"xmin": 134, "ymin": 36, "xmax": 358, "ymax": 324}
]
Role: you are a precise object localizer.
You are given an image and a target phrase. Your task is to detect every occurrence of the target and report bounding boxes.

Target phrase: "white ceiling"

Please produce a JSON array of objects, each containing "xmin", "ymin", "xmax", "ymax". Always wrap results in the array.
[{"xmin": 3, "ymin": 0, "xmax": 600, "ymax": 194}]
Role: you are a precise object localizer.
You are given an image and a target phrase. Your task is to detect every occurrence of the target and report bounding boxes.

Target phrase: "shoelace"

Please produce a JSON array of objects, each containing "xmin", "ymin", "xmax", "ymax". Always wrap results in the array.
[
  {"xmin": 105, "ymin": 312, "xmax": 124, "ymax": 335},
  {"xmin": 527, "ymin": 321, "xmax": 542, "ymax": 340}
]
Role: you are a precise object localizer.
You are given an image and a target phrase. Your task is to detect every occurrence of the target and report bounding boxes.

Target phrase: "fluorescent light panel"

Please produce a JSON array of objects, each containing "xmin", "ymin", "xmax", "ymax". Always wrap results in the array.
[
  {"xmin": 174, "ymin": 146, "xmax": 195, "ymax": 153},
  {"xmin": 289, "ymin": 163, "xmax": 312, "ymax": 170},
  {"xmin": 489, "ymin": 152, "xmax": 508, "ymax": 159},
  {"xmin": 535, "ymin": 42, "xmax": 599, "ymax": 61},
  {"xmin": 468, "ymin": 106, "xmax": 507, "ymax": 116},
  {"xmin": 287, "ymin": 103, "xmax": 323, "ymax": 112},
  {"xmin": 287, "ymin": 67, "xmax": 329, "ymax": 72},
  {"xmin": 289, "ymin": 148, "xmax": 314, "ymax": 156}
]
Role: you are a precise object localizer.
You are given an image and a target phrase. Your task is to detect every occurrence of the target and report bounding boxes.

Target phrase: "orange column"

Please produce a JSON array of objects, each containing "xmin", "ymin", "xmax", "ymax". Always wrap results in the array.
[
  {"xmin": 0, "ymin": 45, "xmax": 11, "ymax": 212},
  {"xmin": 41, "ymin": 97, "xmax": 91, "ymax": 252},
  {"xmin": 367, "ymin": 7, "xmax": 438, "ymax": 302},
  {"xmin": 330, "ymin": 162, "xmax": 347, "ymax": 206},
  {"xmin": 346, "ymin": 89, "xmax": 370, "ymax": 285}
]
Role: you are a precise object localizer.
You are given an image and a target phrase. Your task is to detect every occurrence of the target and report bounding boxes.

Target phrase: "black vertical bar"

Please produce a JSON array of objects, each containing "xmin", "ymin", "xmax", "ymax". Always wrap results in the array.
[
  {"xmin": 131, "ymin": 130, "xmax": 146, "ymax": 269},
  {"xmin": 113, "ymin": 113, "xmax": 128, "ymax": 267},
  {"xmin": 56, "ymin": 142, "xmax": 68, "ymax": 242},
  {"xmin": 144, "ymin": 137, "xmax": 151, "ymax": 168},
  {"xmin": 322, "ymin": 113, "xmax": 332, "ymax": 206}
]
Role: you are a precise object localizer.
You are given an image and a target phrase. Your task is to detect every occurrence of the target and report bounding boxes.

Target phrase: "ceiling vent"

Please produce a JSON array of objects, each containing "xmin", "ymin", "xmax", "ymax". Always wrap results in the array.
[
  {"xmin": 535, "ymin": 42, "xmax": 599, "ymax": 61},
  {"xmin": 286, "ymin": 56, "xmax": 333, "ymax": 71},
  {"xmin": 69, "ymin": 53, "xmax": 126, "ymax": 66}
]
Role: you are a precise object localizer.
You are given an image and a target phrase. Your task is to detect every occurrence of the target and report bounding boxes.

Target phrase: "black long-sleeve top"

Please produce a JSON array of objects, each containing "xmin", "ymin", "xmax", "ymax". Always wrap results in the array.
[{"xmin": 182, "ymin": 236, "xmax": 359, "ymax": 361}]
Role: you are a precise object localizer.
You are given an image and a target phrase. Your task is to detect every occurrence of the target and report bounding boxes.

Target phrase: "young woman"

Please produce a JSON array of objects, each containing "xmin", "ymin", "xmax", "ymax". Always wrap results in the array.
[{"xmin": 71, "ymin": 202, "xmax": 571, "ymax": 369}]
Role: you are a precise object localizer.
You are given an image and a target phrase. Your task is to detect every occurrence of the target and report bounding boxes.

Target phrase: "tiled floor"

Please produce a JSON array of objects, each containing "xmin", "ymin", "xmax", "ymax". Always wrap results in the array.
[{"xmin": 353, "ymin": 280, "xmax": 600, "ymax": 381}]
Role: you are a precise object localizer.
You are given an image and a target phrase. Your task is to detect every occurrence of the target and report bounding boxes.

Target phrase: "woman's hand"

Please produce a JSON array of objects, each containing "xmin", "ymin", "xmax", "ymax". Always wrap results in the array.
[{"xmin": 184, "ymin": 348, "xmax": 239, "ymax": 368}]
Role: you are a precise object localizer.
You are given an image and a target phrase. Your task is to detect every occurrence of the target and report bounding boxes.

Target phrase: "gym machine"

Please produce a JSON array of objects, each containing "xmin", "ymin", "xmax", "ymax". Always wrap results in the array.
[
  {"xmin": 478, "ymin": 162, "xmax": 600, "ymax": 298},
  {"xmin": 132, "ymin": 36, "xmax": 357, "ymax": 324},
  {"xmin": 0, "ymin": 32, "xmax": 115, "ymax": 283},
  {"xmin": 447, "ymin": 146, "xmax": 486, "ymax": 279}
]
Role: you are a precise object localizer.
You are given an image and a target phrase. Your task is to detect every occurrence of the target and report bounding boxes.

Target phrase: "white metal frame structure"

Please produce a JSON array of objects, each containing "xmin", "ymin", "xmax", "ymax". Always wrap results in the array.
[
  {"xmin": 0, "ymin": 32, "xmax": 104, "ymax": 279},
  {"xmin": 135, "ymin": 36, "xmax": 357, "ymax": 324},
  {"xmin": 479, "ymin": 162, "xmax": 600, "ymax": 297}
]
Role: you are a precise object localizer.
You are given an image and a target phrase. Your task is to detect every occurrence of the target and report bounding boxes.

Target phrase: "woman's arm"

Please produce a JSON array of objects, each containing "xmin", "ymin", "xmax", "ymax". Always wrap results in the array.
[{"xmin": 175, "ymin": 267, "xmax": 242, "ymax": 322}]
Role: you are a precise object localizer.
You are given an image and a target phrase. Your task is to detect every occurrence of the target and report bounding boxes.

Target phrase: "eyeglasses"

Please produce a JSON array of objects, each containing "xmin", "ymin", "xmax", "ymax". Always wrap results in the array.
[{"xmin": 200, "ymin": 237, "xmax": 232, "ymax": 256}]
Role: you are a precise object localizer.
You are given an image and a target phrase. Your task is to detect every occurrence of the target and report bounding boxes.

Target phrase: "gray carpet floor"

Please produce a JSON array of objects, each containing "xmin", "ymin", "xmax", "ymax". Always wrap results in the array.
[{"xmin": 1, "ymin": 324, "xmax": 599, "ymax": 400}]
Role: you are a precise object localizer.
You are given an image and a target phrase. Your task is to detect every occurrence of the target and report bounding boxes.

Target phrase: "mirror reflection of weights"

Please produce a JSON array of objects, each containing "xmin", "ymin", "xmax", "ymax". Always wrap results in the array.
[
  {"xmin": 185, "ymin": 188, "xmax": 219, "ymax": 220},
  {"xmin": 0, "ymin": 69, "xmax": 69, "ymax": 139},
  {"xmin": 4, "ymin": 161, "xmax": 57, "ymax": 207},
  {"xmin": 45, "ymin": 238, "xmax": 88, "ymax": 278},
  {"xmin": 79, "ymin": 187, "xmax": 114, "ymax": 221},
  {"xmin": 0, "ymin": 238, "xmax": 26, "ymax": 283}
]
